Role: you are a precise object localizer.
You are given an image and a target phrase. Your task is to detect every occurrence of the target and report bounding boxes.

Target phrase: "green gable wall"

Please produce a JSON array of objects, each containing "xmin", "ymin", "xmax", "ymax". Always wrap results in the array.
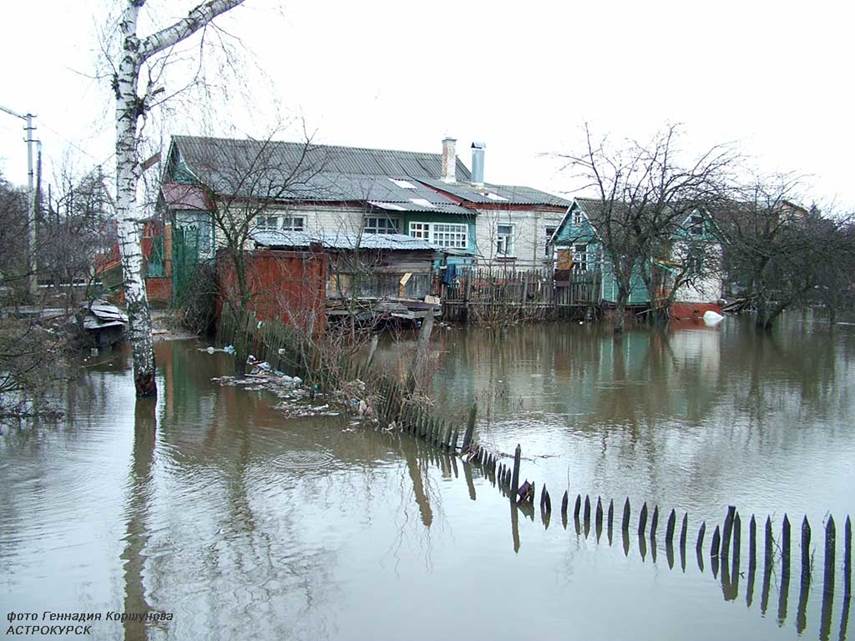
[{"xmin": 600, "ymin": 258, "xmax": 652, "ymax": 305}]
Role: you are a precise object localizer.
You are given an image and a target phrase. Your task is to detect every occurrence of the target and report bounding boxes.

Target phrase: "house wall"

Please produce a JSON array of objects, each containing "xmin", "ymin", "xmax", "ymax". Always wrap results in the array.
[
  {"xmin": 551, "ymin": 205, "xmax": 602, "ymax": 279},
  {"xmin": 670, "ymin": 241, "xmax": 723, "ymax": 304},
  {"xmin": 175, "ymin": 200, "xmax": 569, "ymax": 274},
  {"xmin": 216, "ymin": 248, "xmax": 328, "ymax": 335},
  {"xmin": 473, "ymin": 206, "xmax": 567, "ymax": 271},
  {"xmin": 173, "ymin": 210, "xmax": 215, "ymax": 259},
  {"xmin": 216, "ymin": 204, "xmax": 367, "ymax": 250},
  {"xmin": 600, "ymin": 259, "xmax": 651, "ymax": 306},
  {"xmin": 171, "ymin": 203, "xmax": 367, "ymax": 255}
]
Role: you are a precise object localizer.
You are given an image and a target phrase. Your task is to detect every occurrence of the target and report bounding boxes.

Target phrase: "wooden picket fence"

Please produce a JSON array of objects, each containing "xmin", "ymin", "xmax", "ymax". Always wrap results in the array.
[{"xmin": 439, "ymin": 268, "xmax": 600, "ymax": 322}]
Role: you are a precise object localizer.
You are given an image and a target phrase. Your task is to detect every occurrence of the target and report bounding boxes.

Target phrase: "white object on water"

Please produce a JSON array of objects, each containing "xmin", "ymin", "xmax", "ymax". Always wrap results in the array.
[
  {"xmin": 206, "ymin": 346, "xmax": 215, "ymax": 354},
  {"xmin": 703, "ymin": 310, "xmax": 724, "ymax": 326}
]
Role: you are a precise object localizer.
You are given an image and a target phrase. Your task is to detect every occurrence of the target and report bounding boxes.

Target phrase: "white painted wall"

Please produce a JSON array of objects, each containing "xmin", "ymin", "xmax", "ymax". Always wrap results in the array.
[
  {"xmin": 671, "ymin": 241, "xmax": 724, "ymax": 303},
  {"xmin": 473, "ymin": 207, "xmax": 566, "ymax": 270},
  {"xmin": 185, "ymin": 201, "xmax": 566, "ymax": 272},
  {"xmin": 198, "ymin": 203, "xmax": 368, "ymax": 251}
]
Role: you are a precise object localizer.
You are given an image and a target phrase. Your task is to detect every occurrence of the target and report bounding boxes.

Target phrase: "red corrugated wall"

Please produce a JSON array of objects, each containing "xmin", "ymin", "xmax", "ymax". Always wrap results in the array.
[{"xmin": 217, "ymin": 249, "xmax": 328, "ymax": 335}]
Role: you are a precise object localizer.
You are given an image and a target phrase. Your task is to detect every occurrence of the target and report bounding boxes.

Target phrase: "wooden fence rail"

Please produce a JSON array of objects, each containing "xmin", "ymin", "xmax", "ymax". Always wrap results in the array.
[{"xmin": 438, "ymin": 268, "xmax": 601, "ymax": 322}]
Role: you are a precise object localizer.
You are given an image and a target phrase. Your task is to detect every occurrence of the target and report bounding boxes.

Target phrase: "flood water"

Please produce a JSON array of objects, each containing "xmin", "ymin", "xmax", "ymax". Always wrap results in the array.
[{"xmin": 1, "ymin": 312, "xmax": 853, "ymax": 640}]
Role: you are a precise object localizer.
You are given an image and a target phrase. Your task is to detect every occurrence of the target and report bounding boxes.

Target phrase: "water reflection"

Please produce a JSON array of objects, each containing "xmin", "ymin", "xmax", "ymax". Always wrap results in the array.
[
  {"xmin": 2, "ymin": 318, "xmax": 854, "ymax": 641},
  {"xmin": 120, "ymin": 401, "xmax": 156, "ymax": 641},
  {"xmin": 454, "ymin": 430, "xmax": 852, "ymax": 641},
  {"xmin": 375, "ymin": 314, "xmax": 855, "ymax": 530}
]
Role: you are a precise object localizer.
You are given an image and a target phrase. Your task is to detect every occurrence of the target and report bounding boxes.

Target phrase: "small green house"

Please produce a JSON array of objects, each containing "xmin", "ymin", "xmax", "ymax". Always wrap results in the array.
[{"xmin": 550, "ymin": 198, "xmax": 722, "ymax": 308}]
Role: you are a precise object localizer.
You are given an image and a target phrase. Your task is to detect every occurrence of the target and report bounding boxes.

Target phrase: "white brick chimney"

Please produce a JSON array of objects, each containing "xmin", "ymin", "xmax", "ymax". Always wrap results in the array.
[{"xmin": 441, "ymin": 137, "xmax": 456, "ymax": 183}]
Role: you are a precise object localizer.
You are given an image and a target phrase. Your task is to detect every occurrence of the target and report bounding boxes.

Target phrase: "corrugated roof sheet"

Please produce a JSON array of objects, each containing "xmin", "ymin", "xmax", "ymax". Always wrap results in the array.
[
  {"xmin": 172, "ymin": 135, "xmax": 471, "ymax": 182},
  {"xmin": 172, "ymin": 148, "xmax": 470, "ymax": 206},
  {"xmin": 418, "ymin": 178, "xmax": 571, "ymax": 207},
  {"xmin": 367, "ymin": 200, "xmax": 473, "ymax": 215},
  {"xmin": 168, "ymin": 135, "xmax": 568, "ymax": 209},
  {"xmin": 251, "ymin": 230, "xmax": 438, "ymax": 251}
]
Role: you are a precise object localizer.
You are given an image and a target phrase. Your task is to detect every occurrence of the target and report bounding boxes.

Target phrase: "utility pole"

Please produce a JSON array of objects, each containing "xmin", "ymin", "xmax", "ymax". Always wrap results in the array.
[{"xmin": 0, "ymin": 104, "xmax": 39, "ymax": 299}]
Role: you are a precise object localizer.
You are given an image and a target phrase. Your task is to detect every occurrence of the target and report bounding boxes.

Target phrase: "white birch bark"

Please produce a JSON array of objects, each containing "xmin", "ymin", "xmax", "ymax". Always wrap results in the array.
[{"xmin": 113, "ymin": 0, "xmax": 245, "ymax": 397}]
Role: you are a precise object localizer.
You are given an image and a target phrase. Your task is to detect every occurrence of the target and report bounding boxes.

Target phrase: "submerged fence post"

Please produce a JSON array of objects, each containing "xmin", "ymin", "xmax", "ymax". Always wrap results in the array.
[
  {"xmin": 733, "ymin": 512, "xmax": 742, "ymax": 574},
  {"xmin": 747, "ymin": 515, "xmax": 757, "ymax": 608},
  {"xmin": 782, "ymin": 514, "xmax": 792, "ymax": 580},
  {"xmin": 765, "ymin": 516, "xmax": 774, "ymax": 571},
  {"xmin": 845, "ymin": 515, "xmax": 852, "ymax": 600},
  {"xmin": 462, "ymin": 403, "xmax": 477, "ymax": 452},
  {"xmin": 749, "ymin": 515, "xmax": 757, "ymax": 569},
  {"xmin": 801, "ymin": 516, "xmax": 812, "ymax": 582},
  {"xmin": 722, "ymin": 505, "xmax": 736, "ymax": 558},
  {"xmin": 819, "ymin": 516, "xmax": 837, "ymax": 641},
  {"xmin": 607, "ymin": 498, "xmax": 614, "ymax": 545},
  {"xmin": 540, "ymin": 486, "xmax": 551, "ymax": 518},
  {"xmin": 583, "ymin": 495, "xmax": 591, "ymax": 537},
  {"xmin": 622, "ymin": 498, "xmax": 631, "ymax": 532},
  {"xmin": 778, "ymin": 514, "xmax": 792, "ymax": 627},
  {"xmin": 665, "ymin": 509, "xmax": 676, "ymax": 546},
  {"xmin": 823, "ymin": 516, "xmax": 836, "ymax": 594},
  {"xmin": 638, "ymin": 502, "xmax": 648, "ymax": 536},
  {"xmin": 510, "ymin": 444, "xmax": 521, "ymax": 495}
]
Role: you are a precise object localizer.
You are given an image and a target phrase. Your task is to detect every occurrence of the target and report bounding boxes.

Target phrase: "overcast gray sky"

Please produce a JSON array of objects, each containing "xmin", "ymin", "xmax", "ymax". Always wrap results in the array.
[{"xmin": 1, "ymin": 0, "xmax": 852, "ymax": 209}]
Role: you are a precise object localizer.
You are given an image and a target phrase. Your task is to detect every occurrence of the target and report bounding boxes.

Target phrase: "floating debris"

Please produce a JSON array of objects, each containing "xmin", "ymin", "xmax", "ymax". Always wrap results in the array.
[{"xmin": 212, "ymin": 363, "xmax": 376, "ymax": 422}]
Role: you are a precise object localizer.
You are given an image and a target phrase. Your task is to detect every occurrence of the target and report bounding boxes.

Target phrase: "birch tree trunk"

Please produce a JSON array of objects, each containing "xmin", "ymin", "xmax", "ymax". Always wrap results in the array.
[
  {"xmin": 115, "ymin": 3, "xmax": 156, "ymax": 396},
  {"xmin": 112, "ymin": 0, "xmax": 246, "ymax": 397}
]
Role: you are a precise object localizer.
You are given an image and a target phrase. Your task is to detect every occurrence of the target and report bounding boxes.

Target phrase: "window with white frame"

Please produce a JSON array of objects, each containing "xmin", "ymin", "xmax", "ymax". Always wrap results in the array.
[
  {"xmin": 364, "ymin": 216, "xmax": 400, "ymax": 234},
  {"xmin": 545, "ymin": 226, "xmax": 556, "ymax": 256},
  {"xmin": 256, "ymin": 214, "xmax": 279, "ymax": 231},
  {"xmin": 409, "ymin": 222, "xmax": 430, "ymax": 240},
  {"xmin": 573, "ymin": 243, "xmax": 588, "ymax": 272},
  {"xmin": 255, "ymin": 214, "xmax": 305, "ymax": 231},
  {"xmin": 573, "ymin": 210, "xmax": 583, "ymax": 226},
  {"xmin": 408, "ymin": 221, "xmax": 468, "ymax": 249},
  {"xmin": 496, "ymin": 223, "xmax": 514, "ymax": 256},
  {"xmin": 282, "ymin": 215, "xmax": 305, "ymax": 231},
  {"xmin": 432, "ymin": 223, "xmax": 468, "ymax": 248}
]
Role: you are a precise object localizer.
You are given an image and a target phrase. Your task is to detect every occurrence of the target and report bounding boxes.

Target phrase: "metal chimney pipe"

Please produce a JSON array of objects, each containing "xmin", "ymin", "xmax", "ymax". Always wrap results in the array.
[
  {"xmin": 471, "ymin": 142, "xmax": 486, "ymax": 186},
  {"xmin": 441, "ymin": 137, "xmax": 457, "ymax": 183}
]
